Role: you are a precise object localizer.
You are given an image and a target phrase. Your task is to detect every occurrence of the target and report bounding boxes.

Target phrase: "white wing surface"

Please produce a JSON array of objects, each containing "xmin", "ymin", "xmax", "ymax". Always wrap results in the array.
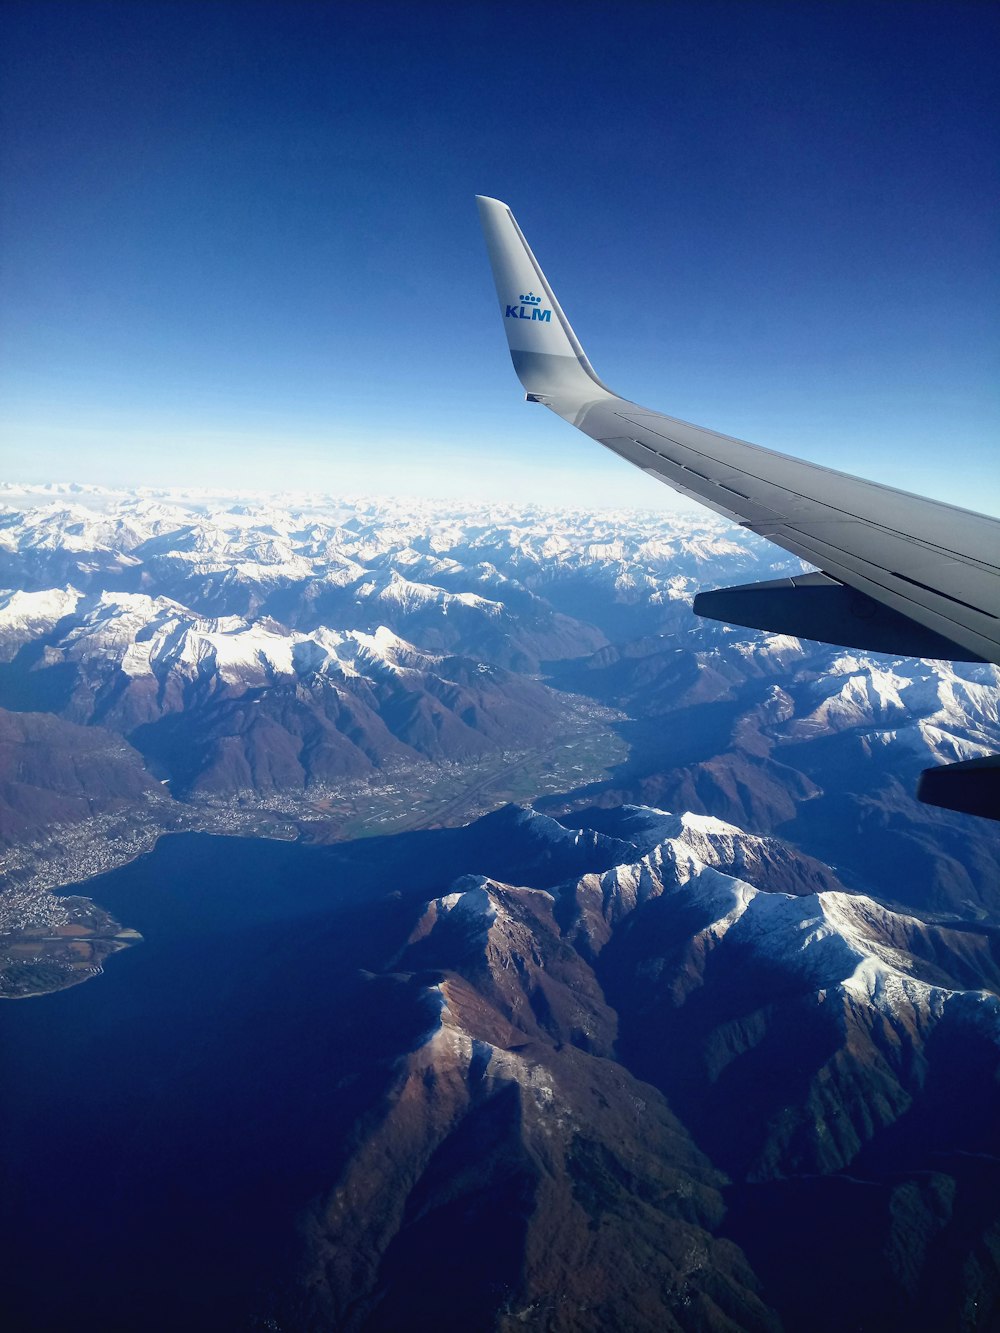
[
  {"xmin": 476, "ymin": 196, "xmax": 1000, "ymax": 817},
  {"xmin": 476, "ymin": 195, "xmax": 999, "ymax": 667}
]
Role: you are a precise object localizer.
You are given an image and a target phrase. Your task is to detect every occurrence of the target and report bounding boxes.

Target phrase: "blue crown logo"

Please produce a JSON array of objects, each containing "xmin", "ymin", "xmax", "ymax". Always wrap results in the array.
[{"xmin": 504, "ymin": 291, "xmax": 552, "ymax": 322}]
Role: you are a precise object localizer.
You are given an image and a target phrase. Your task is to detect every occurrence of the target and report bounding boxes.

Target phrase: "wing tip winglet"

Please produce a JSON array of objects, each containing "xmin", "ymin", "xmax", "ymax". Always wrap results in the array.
[{"xmin": 475, "ymin": 195, "xmax": 612, "ymax": 399}]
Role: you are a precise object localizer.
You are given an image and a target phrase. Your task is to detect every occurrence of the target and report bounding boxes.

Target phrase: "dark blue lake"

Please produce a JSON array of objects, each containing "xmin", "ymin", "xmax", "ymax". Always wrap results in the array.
[
  {"xmin": 0, "ymin": 828, "xmax": 485, "ymax": 1331},
  {"xmin": 1, "ymin": 808, "xmax": 619, "ymax": 1331}
]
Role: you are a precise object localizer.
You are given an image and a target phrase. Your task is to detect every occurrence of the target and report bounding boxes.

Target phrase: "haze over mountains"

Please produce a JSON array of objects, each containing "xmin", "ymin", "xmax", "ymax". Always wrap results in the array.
[{"xmin": 1, "ymin": 482, "xmax": 999, "ymax": 1330}]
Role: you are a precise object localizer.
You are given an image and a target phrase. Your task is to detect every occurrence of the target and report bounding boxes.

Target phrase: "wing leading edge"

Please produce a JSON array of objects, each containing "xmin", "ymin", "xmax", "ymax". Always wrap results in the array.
[{"xmin": 476, "ymin": 195, "xmax": 1000, "ymax": 819}]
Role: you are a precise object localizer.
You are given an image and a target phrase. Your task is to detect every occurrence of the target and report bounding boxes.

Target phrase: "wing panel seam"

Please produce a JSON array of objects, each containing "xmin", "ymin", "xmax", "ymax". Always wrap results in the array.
[{"xmin": 617, "ymin": 414, "xmax": 1000, "ymax": 574}]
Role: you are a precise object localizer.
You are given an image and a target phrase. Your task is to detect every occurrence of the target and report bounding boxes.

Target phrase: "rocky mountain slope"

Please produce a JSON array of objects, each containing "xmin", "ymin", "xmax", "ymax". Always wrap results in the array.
[
  {"xmin": 0, "ymin": 708, "xmax": 163, "ymax": 844},
  {"xmin": 284, "ymin": 802, "xmax": 1000, "ymax": 1332},
  {"xmin": 548, "ymin": 632, "xmax": 1000, "ymax": 918}
]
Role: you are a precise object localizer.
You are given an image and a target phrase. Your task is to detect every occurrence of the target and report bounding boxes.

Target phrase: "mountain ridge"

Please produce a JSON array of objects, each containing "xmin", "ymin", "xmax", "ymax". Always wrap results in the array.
[{"xmin": 290, "ymin": 799, "xmax": 999, "ymax": 1330}]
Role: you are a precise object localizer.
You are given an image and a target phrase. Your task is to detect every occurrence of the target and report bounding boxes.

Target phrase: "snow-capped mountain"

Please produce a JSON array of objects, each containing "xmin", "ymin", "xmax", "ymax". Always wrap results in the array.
[
  {"xmin": 19, "ymin": 589, "xmax": 579, "ymax": 794},
  {"xmin": 0, "ymin": 484, "xmax": 781, "ymax": 622},
  {"xmin": 293, "ymin": 801, "xmax": 1000, "ymax": 1332},
  {"xmin": 0, "ymin": 587, "xmax": 83, "ymax": 659},
  {"xmin": 3, "ymin": 481, "xmax": 998, "ymax": 1331},
  {"xmin": 550, "ymin": 630, "xmax": 1000, "ymax": 918},
  {"xmin": 1, "ymin": 484, "xmax": 998, "ymax": 917},
  {"xmin": 0, "ymin": 489, "xmax": 776, "ymax": 807}
]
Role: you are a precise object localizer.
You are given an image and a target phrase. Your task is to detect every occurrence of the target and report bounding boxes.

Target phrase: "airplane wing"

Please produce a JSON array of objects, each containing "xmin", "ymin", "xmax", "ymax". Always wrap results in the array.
[{"xmin": 476, "ymin": 195, "xmax": 1000, "ymax": 818}]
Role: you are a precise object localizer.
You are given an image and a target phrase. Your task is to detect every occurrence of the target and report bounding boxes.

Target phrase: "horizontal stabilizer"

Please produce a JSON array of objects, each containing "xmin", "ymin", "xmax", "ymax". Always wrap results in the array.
[
  {"xmin": 917, "ymin": 754, "xmax": 1000, "ymax": 821},
  {"xmin": 693, "ymin": 573, "xmax": 985, "ymax": 661}
]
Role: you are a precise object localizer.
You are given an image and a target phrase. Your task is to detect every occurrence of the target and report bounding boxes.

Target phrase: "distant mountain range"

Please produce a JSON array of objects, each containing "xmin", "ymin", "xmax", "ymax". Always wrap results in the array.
[
  {"xmin": 2, "ymin": 485, "xmax": 997, "ymax": 919},
  {"xmin": 0, "ymin": 487, "xmax": 774, "ymax": 813},
  {"xmin": 1, "ymin": 483, "xmax": 999, "ymax": 1328}
]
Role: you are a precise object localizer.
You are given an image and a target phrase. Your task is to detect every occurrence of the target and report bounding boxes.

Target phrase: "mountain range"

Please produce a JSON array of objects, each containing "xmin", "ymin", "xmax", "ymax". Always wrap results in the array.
[
  {"xmin": 283, "ymin": 802, "xmax": 1000, "ymax": 1332},
  {"xmin": 1, "ymin": 483, "xmax": 998, "ymax": 1328},
  {"xmin": 2, "ymin": 484, "xmax": 996, "ymax": 918}
]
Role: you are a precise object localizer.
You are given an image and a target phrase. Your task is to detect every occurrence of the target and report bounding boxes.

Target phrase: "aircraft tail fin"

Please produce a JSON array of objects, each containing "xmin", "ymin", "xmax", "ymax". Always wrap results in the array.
[{"xmin": 475, "ymin": 195, "xmax": 612, "ymax": 400}]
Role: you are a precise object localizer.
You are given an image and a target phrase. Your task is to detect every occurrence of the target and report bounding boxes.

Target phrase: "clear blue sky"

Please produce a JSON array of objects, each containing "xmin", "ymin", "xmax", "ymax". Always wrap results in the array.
[{"xmin": 2, "ymin": 1, "xmax": 997, "ymax": 512}]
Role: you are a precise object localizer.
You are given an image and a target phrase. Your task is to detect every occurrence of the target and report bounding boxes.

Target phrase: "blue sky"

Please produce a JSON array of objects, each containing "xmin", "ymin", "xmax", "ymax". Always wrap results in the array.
[{"xmin": 2, "ymin": 1, "xmax": 997, "ymax": 512}]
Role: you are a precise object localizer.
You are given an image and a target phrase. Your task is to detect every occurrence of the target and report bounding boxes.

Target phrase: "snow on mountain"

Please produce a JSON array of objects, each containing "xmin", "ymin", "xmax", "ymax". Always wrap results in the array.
[
  {"xmin": 1, "ymin": 485, "xmax": 997, "ymax": 867},
  {"xmin": 780, "ymin": 653, "xmax": 1000, "ymax": 764},
  {"xmin": 0, "ymin": 586, "xmax": 83, "ymax": 660},
  {"xmin": 252, "ymin": 793, "xmax": 1000, "ymax": 1330},
  {"xmin": 0, "ymin": 489, "xmax": 795, "ymax": 653},
  {"xmin": 60, "ymin": 592, "xmax": 191, "ymax": 666},
  {"xmin": 50, "ymin": 589, "xmax": 448, "ymax": 692},
  {"xmin": 298, "ymin": 624, "xmax": 445, "ymax": 680},
  {"xmin": 416, "ymin": 804, "xmax": 997, "ymax": 1040},
  {"xmin": 0, "ymin": 492, "xmax": 657, "ymax": 658},
  {"xmin": 1, "ymin": 500, "xmax": 183, "ymax": 558},
  {"xmin": 358, "ymin": 570, "xmax": 504, "ymax": 617},
  {"xmin": 3, "ymin": 489, "xmax": 995, "ymax": 773},
  {"xmin": 0, "ymin": 571, "xmax": 581, "ymax": 794},
  {"xmin": 149, "ymin": 621, "xmax": 299, "ymax": 685},
  {"xmin": 559, "ymin": 805, "xmax": 843, "ymax": 929},
  {"xmin": 726, "ymin": 632, "xmax": 808, "ymax": 670},
  {"xmin": 395, "ymin": 801, "xmax": 999, "ymax": 1201}
]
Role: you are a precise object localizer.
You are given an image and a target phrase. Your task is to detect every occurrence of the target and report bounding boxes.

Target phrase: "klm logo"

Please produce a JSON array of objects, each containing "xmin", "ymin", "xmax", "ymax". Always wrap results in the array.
[{"xmin": 505, "ymin": 291, "xmax": 551, "ymax": 322}]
